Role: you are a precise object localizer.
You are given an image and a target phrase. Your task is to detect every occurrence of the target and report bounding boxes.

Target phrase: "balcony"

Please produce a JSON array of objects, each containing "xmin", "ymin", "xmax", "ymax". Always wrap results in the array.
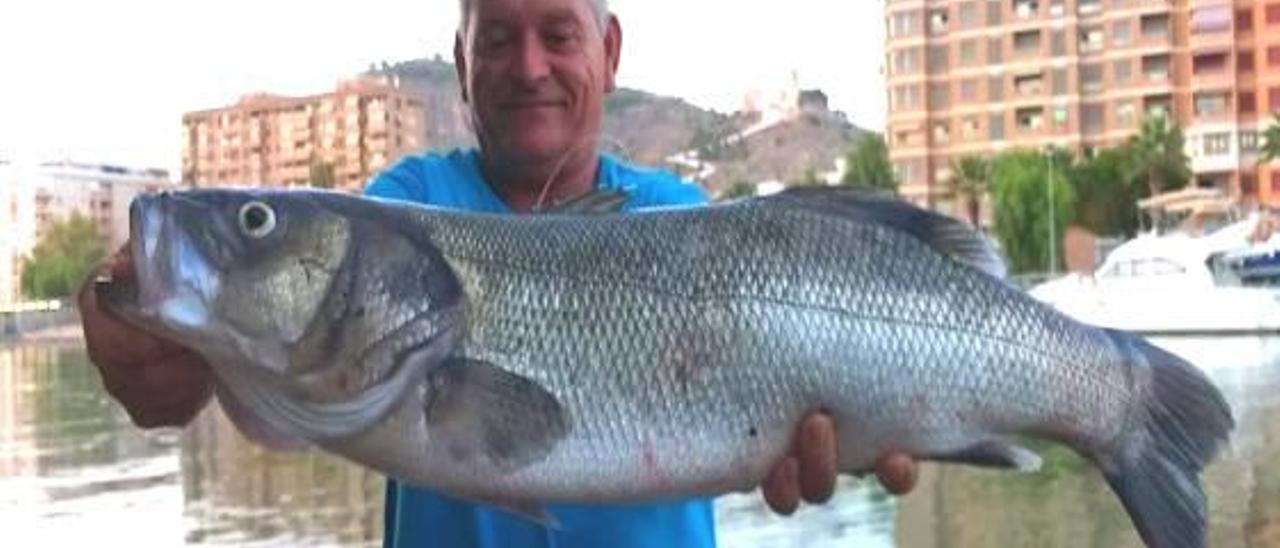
[{"xmin": 1191, "ymin": 52, "xmax": 1233, "ymax": 90}]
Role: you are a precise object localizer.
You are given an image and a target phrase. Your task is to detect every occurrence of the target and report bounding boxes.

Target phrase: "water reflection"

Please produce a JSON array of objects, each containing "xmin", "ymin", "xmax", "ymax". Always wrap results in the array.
[{"xmin": 2, "ymin": 337, "xmax": 1279, "ymax": 547}]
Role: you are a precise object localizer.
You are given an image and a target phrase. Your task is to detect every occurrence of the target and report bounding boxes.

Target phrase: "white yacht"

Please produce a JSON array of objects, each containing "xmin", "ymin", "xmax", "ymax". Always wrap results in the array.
[{"xmin": 1029, "ymin": 189, "xmax": 1280, "ymax": 336}]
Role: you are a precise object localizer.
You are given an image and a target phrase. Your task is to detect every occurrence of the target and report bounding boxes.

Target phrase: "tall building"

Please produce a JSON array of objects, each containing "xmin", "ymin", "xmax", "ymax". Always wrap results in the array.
[
  {"xmin": 182, "ymin": 78, "xmax": 426, "ymax": 191},
  {"xmin": 1199, "ymin": 1, "xmax": 1280, "ymax": 204},
  {"xmin": 0, "ymin": 162, "xmax": 171, "ymax": 307},
  {"xmin": 885, "ymin": 0, "xmax": 1280, "ymax": 210}
]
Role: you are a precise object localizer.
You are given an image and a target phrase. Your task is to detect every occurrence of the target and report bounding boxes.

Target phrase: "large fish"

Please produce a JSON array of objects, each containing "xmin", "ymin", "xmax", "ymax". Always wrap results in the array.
[{"xmin": 99, "ymin": 187, "xmax": 1233, "ymax": 548}]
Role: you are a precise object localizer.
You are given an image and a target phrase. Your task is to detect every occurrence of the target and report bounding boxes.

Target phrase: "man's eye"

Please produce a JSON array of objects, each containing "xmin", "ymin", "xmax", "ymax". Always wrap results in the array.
[
  {"xmin": 477, "ymin": 30, "xmax": 513, "ymax": 51},
  {"xmin": 543, "ymin": 29, "xmax": 577, "ymax": 50}
]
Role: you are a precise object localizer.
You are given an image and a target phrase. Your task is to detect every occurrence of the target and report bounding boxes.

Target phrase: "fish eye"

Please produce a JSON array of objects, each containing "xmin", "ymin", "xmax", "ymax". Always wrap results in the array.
[{"xmin": 237, "ymin": 200, "xmax": 277, "ymax": 239}]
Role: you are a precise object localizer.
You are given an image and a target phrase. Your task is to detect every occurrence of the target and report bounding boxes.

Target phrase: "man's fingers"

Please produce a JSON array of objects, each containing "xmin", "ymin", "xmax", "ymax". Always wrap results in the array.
[
  {"xmin": 874, "ymin": 452, "xmax": 918, "ymax": 495},
  {"xmin": 761, "ymin": 457, "xmax": 800, "ymax": 515},
  {"xmin": 796, "ymin": 413, "xmax": 837, "ymax": 503}
]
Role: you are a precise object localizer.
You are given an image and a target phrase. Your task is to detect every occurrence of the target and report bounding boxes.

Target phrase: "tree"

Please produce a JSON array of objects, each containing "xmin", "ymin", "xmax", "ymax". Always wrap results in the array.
[
  {"xmin": 943, "ymin": 155, "xmax": 991, "ymax": 227},
  {"xmin": 1261, "ymin": 113, "xmax": 1280, "ymax": 165},
  {"xmin": 1068, "ymin": 147, "xmax": 1142, "ymax": 237},
  {"xmin": 841, "ymin": 134, "xmax": 897, "ymax": 194},
  {"xmin": 309, "ymin": 159, "xmax": 337, "ymax": 189},
  {"xmin": 1126, "ymin": 113, "xmax": 1191, "ymax": 198},
  {"xmin": 21, "ymin": 213, "xmax": 107, "ymax": 300},
  {"xmin": 990, "ymin": 151, "xmax": 1077, "ymax": 275}
]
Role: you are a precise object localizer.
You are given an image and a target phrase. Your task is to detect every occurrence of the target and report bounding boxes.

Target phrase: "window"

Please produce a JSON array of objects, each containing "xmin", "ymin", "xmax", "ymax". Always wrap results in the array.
[
  {"xmin": 960, "ymin": 78, "xmax": 980, "ymax": 102},
  {"xmin": 1270, "ymin": 46, "xmax": 1280, "ymax": 67},
  {"xmin": 1082, "ymin": 104, "xmax": 1104, "ymax": 133},
  {"xmin": 933, "ymin": 122, "xmax": 951, "ymax": 144},
  {"xmin": 929, "ymin": 83, "xmax": 951, "ymax": 108},
  {"xmin": 928, "ymin": 45, "xmax": 950, "ymax": 72},
  {"xmin": 1240, "ymin": 51, "xmax": 1255, "ymax": 73},
  {"xmin": 1195, "ymin": 93, "xmax": 1228, "ymax": 117},
  {"xmin": 1272, "ymin": 87, "xmax": 1280, "ymax": 112},
  {"xmin": 1015, "ymin": 72, "xmax": 1044, "ymax": 96},
  {"xmin": 989, "ymin": 75, "xmax": 1005, "ymax": 101},
  {"xmin": 1014, "ymin": 0, "xmax": 1039, "ymax": 19},
  {"xmin": 1241, "ymin": 131, "xmax": 1259, "ymax": 152},
  {"xmin": 961, "ymin": 116, "xmax": 981, "ymax": 138},
  {"xmin": 891, "ymin": 12, "xmax": 921, "ymax": 37},
  {"xmin": 1268, "ymin": 4, "xmax": 1280, "ymax": 25},
  {"xmin": 960, "ymin": 40, "xmax": 978, "ymax": 66},
  {"xmin": 1242, "ymin": 174, "xmax": 1257, "ymax": 194},
  {"xmin": 1013, "ymin": 107, "xmax": 1044, "ymax": 131},
  {"xmin": 1241, "ymin": 92, "xmax": 1257, "ymax": 114},
  {"xmin": 989, "ymin": 112, "xmax": 1006, "ymax": 140},
  {"xmin": 1078, "ymin": 0, "xmax": 1100, "ymax": 15},
  {"xmin": 1203, "ymin": 133, "xmax": 1231, "ymax": 156},
  {"xmin": 1191, "ymin": 6, "xmax": 1232, "ymax": 33},
  {"xmin": 1116, "ymin": 101, "xmax": 1136, "ymax": 126},
  {"xmin": 1051, "ymin": 30, "xmax": 1066, "ymax": 56},
  {"xmin": 1053, "ymin": 106, "xmax": 1069, "ymax": 127},
  {"xmin": 1194, "ymin": 53, "xmax": 1228, "ymax": 75},
  {"xmin": 987, "ymin": 0, "xmax": 1003, "ymax": 26},
  {"xmin": 1144, "ymin": 55, "xmax": 1171, "ymax": 81},
  {"xmin": 1079, "ymin": 27, "xmax": 1104, "ymax": 53},
  {"xmin": 1272, "ymin": 172, "xmax": 1280, "ymax": 194},
  {"xmin": 1141, "ymin": 14, "xmax": 1170, "ymax": 39},
  {"xmin": 959, "ymin": 2, "xmax": 979, "ymax": 27},
  {"xmin": 929, "ymin": 9, "xmax": 950, "ymax": 35},
  {"xmin": 1081, "ymin": 64, "xmax": 1103, "ymax": 92},
  {"xmin": 1114, "ymin": 59, "xmax": 1132, "ymax": 84},
  {"xmin": 1052, "ymin": 68, "xmax": 1069, "ymax": 95},
  {"xmin": 989, "ymin": 37, "xmax": 1004, "ymax": 64},
  {"xmin": 1238, "ymin": 9, "xmax": 1254, "ymax": 32},
  {"xmin": 1112, "ymin": 21, "xmax": 1131, "ymax": 45},
  {"xmin": 1014, "ymin": 30, "xmax": 1042, "ymax": 55}
]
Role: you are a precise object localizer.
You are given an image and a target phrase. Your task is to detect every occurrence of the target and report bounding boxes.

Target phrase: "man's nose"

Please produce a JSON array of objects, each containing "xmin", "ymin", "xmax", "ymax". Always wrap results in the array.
[{"xmin": 512, "ymin": 34, "xmax": 551, "ymax": 83}]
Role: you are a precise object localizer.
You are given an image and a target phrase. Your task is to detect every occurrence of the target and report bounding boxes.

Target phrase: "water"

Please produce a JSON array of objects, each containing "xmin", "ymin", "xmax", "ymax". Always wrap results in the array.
[{"xmin": 2, "ymin": 336, "xmax": 1278, "ymax": 547}]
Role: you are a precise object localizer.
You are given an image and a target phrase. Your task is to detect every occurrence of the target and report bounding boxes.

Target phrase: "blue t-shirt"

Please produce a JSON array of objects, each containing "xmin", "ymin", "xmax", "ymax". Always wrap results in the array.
[{"xmin": 364, "ymin": 149, "xmax": 716, "ymax": 548}]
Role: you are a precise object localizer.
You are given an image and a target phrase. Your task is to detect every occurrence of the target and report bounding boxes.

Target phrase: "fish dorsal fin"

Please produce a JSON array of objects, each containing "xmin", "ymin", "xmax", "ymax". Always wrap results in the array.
[
  {"xmin": 538, "ymin": 189, "xmax": 630, "ymax": 215},
  {"xmin": 768, "ymin": 186, "xmax": 1008, "ymax": 279}
]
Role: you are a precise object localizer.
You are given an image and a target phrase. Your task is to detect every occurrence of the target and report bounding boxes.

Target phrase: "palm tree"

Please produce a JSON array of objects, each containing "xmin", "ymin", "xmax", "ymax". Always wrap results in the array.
[
  {"xmin": 1126, "ymin": 113, "xmax": 1191, "ymax": 197},
  {"xmin": 943, "ymin": 155, "xmax": 991, "ymax": 227},
  {"xmin": 1261, "ymin": 114, "xmax": 1280, "ymax": 165}
]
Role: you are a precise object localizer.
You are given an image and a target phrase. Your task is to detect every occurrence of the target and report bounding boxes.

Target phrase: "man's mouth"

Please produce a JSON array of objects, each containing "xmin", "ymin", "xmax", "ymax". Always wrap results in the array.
[{"xmin": 501, "ymin": 100, "xmax": 565, "ymax": 110}]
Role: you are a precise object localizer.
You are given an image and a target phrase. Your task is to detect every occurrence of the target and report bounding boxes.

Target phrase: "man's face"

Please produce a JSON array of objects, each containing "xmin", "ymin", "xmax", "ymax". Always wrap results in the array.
[{"xmin": 456, "ymin": 0, "xmax": 620, "ymax": 166}]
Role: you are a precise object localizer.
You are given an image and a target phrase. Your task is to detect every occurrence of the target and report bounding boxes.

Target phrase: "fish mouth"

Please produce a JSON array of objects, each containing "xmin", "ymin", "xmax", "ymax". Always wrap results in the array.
[{"xmin": 99, "ymin": 193, "xmax": 221, "ymax": 341}]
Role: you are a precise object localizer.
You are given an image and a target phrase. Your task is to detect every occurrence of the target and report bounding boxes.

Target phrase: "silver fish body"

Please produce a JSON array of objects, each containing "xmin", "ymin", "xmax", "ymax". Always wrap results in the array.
[{"xmin": 102, "ymin": 187, "xmax": 1233, "ymax": 548}]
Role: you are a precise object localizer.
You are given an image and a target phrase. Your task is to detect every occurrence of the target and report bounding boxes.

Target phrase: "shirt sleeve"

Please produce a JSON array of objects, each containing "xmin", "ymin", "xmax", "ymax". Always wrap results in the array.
[{"xmin": 364, "ymin": 156, "xmax": 426, "ymax": 201}]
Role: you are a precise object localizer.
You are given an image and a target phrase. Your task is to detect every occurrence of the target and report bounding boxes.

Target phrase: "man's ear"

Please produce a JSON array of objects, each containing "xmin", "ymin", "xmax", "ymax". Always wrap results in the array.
[
  {"xmin": 603, "ymin": 15, "xmax": 622, "ymax": 93},
  {"xmin": 454, "ymin": 33, "xmax": 470, "ymax": 103}
]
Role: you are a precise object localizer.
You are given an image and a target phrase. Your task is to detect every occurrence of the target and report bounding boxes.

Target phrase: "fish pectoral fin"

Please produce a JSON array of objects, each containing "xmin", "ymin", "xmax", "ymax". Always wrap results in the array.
[
  {"xmin": 932, "ymin": 439, "xmax": 1043, "ymax": 472},
  {"xmin": 424, "ymin": 358, "xmax": 570, "ymax": 469},
  {"xmin": 538, "ymin": 188, "xmax": 630, "ymax": 215}
]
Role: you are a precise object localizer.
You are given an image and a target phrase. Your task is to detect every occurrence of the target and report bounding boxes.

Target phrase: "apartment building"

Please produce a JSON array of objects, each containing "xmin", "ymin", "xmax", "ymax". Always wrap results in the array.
[
  {"xmin": 1185, "ymin": 1, "xmax": 1280, "ymax": 204},
  {"xmin": 886, "ymin": 0, "xmax": 1280, "ymax": 209},
  {"xmin": 182, "ymin": 78, "xmax": 426, "ymax": 191},
  {"xmin": 0, "ymin": 162, "xmax": 171, "ymax": 307}
]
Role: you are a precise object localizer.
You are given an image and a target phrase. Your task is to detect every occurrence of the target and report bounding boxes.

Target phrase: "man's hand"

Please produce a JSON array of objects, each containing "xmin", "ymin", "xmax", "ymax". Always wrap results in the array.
[
  {"xmin": 78, "ymin": 245, "xmax": 214, "ymax": 428},
  {"xmin": 761, "ymin": 413, "xmax": 918, "ymax": 515}
]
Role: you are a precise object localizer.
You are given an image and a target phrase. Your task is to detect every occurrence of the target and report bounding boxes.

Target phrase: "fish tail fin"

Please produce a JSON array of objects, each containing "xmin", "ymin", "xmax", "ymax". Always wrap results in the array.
[{"xmin": 1098, "ymin": 330, "xmax": 1234, "ymax": 548}]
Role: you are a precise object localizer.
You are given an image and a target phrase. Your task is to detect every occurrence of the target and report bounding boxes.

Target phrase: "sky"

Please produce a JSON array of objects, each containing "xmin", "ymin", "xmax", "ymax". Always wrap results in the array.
[{"xmin": 0, "ymin": 0, "xmax": 886, "ymax": 174}]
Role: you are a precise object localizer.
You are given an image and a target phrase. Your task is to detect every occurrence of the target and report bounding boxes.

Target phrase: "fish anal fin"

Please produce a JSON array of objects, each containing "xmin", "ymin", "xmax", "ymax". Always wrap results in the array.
[{"xmin": 932, "ymin": 439, "xmax": 1042, "ymax": 472}]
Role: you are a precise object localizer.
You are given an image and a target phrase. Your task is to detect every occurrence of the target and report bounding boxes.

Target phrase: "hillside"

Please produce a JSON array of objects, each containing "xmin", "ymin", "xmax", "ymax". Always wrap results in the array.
[{"xmin": 366, "ymin": 57, "xmax": 869, "ymax": 194}]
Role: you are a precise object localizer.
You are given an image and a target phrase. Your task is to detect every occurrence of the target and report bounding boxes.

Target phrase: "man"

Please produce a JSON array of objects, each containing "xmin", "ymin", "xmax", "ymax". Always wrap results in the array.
[{"xmin": 78, "ymin": 0, "xmax": 917, "ymax": 546}]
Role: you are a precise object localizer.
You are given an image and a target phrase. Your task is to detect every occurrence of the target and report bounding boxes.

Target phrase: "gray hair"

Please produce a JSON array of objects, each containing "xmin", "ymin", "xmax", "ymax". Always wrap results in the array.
[{"xmin": 458, "ymin": 0, "xmax": 610, "ymax": 33}]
